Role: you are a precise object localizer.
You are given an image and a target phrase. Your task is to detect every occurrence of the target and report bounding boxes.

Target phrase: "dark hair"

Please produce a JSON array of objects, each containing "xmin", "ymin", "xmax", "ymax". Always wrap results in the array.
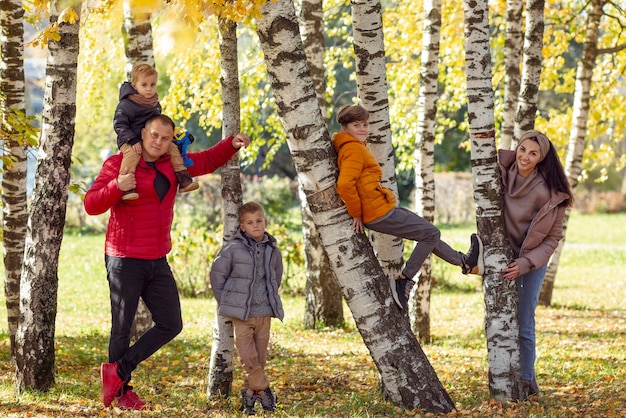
[
  {"xmin": 336, "ymin": 104, "xmax": 369, "ymax": 126},
  {"xmin": 145, "ymin": 114, "xmax": 175, "ymax": 130},
  {"xmin": 535, "ymin": 141, "xmax": 575, "ymax": 208},
  {"xmin": 238, "ymin": 202, "xmax": 265, "ymax": 221}
]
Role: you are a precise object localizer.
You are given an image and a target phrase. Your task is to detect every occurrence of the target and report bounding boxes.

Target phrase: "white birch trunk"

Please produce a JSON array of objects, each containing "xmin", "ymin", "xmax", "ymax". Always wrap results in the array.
[
  {"xmin": 462, "ymin": 0, "xmax": 523, "ymax": 401},
  {"xmin": 15, "ymin": 2, "xmax": 80, "ymax": 391},
  {"xmin": 411, "ymin": 0, "xmax": 442, "ymax": 344},
  {"xmin": 122, "ymin": 0, "xmax": 154, "ymax": 340},
  {"xmin": 500, "ymin": 0, "xmax": 523, "ymax": 149},
  {"xmin": 123, "ymin": 0, "xmax": 155, "ymax": 73},
  {"xmin": 351, "ymin": 0, "xmax": 404, "ymax": 279},
  {"xmin": 257, "ymin": 0, "xmax": 454, "ymax": 411},
  {"xmin": 540, "ymin": 0, "xmax": 602, "ymax": 306},
  {"xmin": 300, "ymin": 0, "xmax": 344, "ymax": 328},
  {"xmin": 207, "ymin": 16, "xmax": 241, "ymax": 398},
  {"xmin": 1, "ymin": 0, "xmax": 28, "ymax": 360},
  {"xmin": 299, "ymin": 0, "xmax": 326, "ymax": 117},
  {"xmin": 513, "ymin": 0, "xmax": 545, "ymax": 142},
  {"xmin": 300, "ymin": 185, "xmax": 344, "ymax": 328}
]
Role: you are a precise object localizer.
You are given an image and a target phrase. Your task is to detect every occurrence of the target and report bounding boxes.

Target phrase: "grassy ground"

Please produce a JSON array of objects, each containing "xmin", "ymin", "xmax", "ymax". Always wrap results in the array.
[{"xmin": 0, "ymin": 211, "xmax": 625, "ymax": 417}]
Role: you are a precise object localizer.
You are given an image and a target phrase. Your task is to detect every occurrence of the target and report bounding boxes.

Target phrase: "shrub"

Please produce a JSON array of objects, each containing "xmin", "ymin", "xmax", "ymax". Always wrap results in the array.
[{"xmin": 168, "ymin": 222, "xmax": 223, "ymax": 298}]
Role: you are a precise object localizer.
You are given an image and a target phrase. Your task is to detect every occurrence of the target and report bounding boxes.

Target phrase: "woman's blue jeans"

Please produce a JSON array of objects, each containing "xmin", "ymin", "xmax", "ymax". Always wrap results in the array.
[{"xmin": 516, "ymin": 264, "xmax": 547, "ymax": 381}]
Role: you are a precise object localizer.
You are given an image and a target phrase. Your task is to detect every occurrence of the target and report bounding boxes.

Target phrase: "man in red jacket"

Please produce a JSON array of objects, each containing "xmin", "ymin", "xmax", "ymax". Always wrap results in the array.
[{"xmin": 84, "ymin": 114, "xmax": 250, "ymax": 410}]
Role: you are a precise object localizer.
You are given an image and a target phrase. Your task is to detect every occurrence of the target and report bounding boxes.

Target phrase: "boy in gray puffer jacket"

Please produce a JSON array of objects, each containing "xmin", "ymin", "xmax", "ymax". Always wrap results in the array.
[{"xmin": 210, "ymin": 202, "xmax": 284, "ymax": 413}]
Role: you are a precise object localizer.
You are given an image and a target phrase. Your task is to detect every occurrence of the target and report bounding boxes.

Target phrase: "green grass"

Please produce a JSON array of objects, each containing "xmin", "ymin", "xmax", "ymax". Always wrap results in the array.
[{"xmin": 0, "ymin": 211, "xmax": 625, "ymax": 417}]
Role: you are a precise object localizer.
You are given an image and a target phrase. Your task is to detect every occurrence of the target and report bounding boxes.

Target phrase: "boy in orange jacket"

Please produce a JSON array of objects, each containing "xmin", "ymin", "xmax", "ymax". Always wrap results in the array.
[{"xmin": 332, "ymin": 104, "xmax": 484, "ymax": 309}]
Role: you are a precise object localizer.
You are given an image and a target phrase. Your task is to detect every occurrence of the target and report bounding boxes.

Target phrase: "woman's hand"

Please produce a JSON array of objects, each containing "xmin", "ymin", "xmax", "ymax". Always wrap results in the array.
[{"xmin": 502, "ymin": 261, "xmax": 520, "ymax": 281}]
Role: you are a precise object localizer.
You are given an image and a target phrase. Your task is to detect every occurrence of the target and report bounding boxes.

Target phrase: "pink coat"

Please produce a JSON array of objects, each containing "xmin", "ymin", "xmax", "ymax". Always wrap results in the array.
[{"xmin": 498, "ymin": 149, "xmax": 569, "ymax": 274}]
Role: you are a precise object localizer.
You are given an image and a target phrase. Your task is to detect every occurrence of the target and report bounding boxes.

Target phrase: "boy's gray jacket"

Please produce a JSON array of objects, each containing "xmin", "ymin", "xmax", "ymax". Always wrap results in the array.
[{"xmin": 210, "ymin": 228, "xmax": 284, "ymax": 321}]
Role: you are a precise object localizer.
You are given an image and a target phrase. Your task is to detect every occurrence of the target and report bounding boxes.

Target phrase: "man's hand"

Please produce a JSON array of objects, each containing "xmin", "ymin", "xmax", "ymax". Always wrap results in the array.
[
  {"xmin": 232, "ymin": 133, "xmax": 251, "ymax": 149},
  {"xmin": 117, "ymin": 167, "xmax": 136, "ymax": 192}
]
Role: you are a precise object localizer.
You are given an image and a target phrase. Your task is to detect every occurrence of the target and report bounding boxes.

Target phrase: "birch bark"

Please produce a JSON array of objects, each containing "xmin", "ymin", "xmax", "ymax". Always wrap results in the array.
[
  {"xmin": 462, "ymin": 0, "xmax": 524, "ymax": 401},
  {"xmin": 257, "ymin": 0, "xmax": 454, "ymax": 411},
  {"xmin": 0, "ymin": 0, "xmax": 28, "ymax": 360},
  {"xmin": 540, "ymin": 0, "xmax": 603, "ymax": 306},
  {"xmin": 411, "ymin": 0, "xmax": 442, "ymax": 344},
  {"xmin": 300, "ymin": 0, "xmax": 344, "ymax": 328},
  {"xmin": 15, "ymin": 2, "xmax": 80, "ymax": 391},
  {"xmin": 207, "ymin": 15, "xmax": 242, "ymax": 397},
  {"xmin": 500, "ymin": 0, "xmax": 523, "ymax": 149},
  {"xmin": 351, "ymin": 0, "xmax": 404, "ymax": 279}
]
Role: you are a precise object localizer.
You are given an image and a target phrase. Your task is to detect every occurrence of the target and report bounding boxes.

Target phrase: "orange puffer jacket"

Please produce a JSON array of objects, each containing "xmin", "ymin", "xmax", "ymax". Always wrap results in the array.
[{"xmin": 332, "ymin": 132, "xmax": 396, "ymax": 224}]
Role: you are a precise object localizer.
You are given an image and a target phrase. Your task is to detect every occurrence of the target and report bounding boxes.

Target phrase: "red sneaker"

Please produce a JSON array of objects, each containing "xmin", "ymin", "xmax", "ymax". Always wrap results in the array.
[
  {"xmin": 100, "ymin": 362, "xmax": 124, "ymax": 407},
  {"xmin": 116, "ymin": 389, "xmax": 147, "ymax": 410}
]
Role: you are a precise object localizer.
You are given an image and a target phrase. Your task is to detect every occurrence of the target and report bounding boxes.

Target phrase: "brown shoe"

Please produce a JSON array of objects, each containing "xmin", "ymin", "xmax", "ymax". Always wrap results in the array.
[
  {"xmin": 121, "ymin": 190, "xmax": 139, "ymax": 201},
  {"xmin": 175, "ymin": 170, "xmax": 199, "ymax": 193}
]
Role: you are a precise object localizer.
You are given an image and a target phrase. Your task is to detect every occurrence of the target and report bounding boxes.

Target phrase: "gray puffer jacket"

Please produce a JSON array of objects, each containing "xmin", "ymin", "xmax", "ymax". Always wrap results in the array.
[{"xmin": 210, "ymin": 228, "xmax": 284, "ymax": 321}]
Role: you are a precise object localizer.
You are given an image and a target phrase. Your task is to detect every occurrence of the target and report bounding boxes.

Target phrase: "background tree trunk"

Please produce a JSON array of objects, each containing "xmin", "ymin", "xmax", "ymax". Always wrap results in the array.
[
  {"xmin": 207, "ymin": 15, "xmax": 241, "ymax": 398},
  {"xmin": 500, "ymin": 0, "xmax": 523, "ymax": 149},
  {"xmin": 1, "ymin": 0, "xmax": 28, "ymax": 360},
  {"xmin": 122, "ymin": 0, "xmax": 155, "ymax": 340},
  {"xmin": 513, "ymin": 0, "xmax": 545, "ymax": 141},
  {"xmin": 411, "ymin": 0, "xmax": 442, "ymax": 344},
  {"xmin": 15, "ymin": 2, "xmax": 80, "ymax": 391},
  {"xmin": 300, "ymin": 0, "xmax": 344, "ymax": 329},
  {"xmin": 351, "ymin": 0, "xmax": 404, "ymax": 280},
  {"xmin": 257, "ymin": 0, "xmax": 454, "ymax": 411},
  {"xmin": 540, "ymin": 0, "xmax": 603, "ymax": 306},
  {"xmin": 123, "ymin": 0, "xmax": 154, "ymax": 76},
  {"xmin": 462, "ymin": 0, "xmax": 524, "ymax": 401}
]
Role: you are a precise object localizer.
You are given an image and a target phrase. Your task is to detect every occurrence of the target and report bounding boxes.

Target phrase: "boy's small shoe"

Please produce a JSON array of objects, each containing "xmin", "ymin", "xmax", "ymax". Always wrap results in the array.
[
  {"xmin": 389, "ymin": 275, "xmax": 402, "ymax": 308},
  {"xmin": 255, "ymin": 387, "xmax": 276, "ymax": 411},
  {"xmin": 390, "ymin": 276, "xmax": 414, "ymax": 309},
  {"xmin": 121, "ymin": 190, "xmax": 139, "ymax": 201},
  {"xmin": 240, "ymin": 388, "xmax": 257, "ymax": 414},
  {"xmin": 116, "ymin": 389, "xmax": 146, "ymax": 410},
  {"xmin": 396, "ymin": 277, "xmax": 414, "ymax": 310},
  {"xmin": 175, "ymin": 170, "xmax": 199, "ymax": 193},
  {"xmin": 462, "ymin": 233, "xmax": 484, "ymax": 275}
]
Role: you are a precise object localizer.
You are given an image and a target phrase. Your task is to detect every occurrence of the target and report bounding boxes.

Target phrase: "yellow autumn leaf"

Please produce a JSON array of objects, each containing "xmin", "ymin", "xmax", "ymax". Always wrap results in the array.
[{"xmin": 58, "ymin": 7, "xmax": 79, "ymax": 24}]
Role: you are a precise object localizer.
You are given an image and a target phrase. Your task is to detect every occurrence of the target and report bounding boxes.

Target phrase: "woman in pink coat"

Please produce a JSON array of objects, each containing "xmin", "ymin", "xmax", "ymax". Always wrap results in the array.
[{"xmin": 498, "ymin": 129, "xmax": 574, "ymax": 398}]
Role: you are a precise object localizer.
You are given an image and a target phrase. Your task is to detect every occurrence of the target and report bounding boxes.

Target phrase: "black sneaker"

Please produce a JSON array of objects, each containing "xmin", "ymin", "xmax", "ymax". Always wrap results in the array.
[
  {"xmin": 240, "ymin": 388, "xmax": 256, "ymax": 414},
  {"xmin": 255, "ymin": 387, "xmax": 276, "ymax": 411},
  {"xmin": 391, "ymin": 276, "xmax": 414, "ymax": 310},
  {"xmin": 462, "ymin": 234, "xmax": 484, "ymax": 275}
]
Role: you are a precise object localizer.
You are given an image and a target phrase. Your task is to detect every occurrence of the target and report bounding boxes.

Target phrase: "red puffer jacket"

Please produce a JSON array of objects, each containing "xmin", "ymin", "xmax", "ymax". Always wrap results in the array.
[{"xmin": 84, "ymin": 137, "xmax": 237, "ymax": 260}]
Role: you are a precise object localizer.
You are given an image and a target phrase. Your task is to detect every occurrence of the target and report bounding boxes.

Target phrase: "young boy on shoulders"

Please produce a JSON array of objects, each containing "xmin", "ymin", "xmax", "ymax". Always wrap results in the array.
[{"xmin": 113, "ymin": 63, "xmax": 198, "ymax": 200}]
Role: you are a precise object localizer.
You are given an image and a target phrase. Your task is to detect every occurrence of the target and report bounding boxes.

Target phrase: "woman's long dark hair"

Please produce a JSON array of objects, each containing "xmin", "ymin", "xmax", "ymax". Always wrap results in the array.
[{"xmin": 534, "ymin": 140, "xmax": 575, "ymax": 208}]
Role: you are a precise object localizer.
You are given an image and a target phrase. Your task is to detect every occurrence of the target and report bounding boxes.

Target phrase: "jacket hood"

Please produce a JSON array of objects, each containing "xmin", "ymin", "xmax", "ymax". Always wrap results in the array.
[
  {"xmin": 119, "ymin": 81, "xmax": 138, "ymax": 101},
  {"xmin": 332, "ymin": 131, "xmax": 363, "ymax": 153},
  {"xmin": 234, "ymin": 227, "xmax": 277, "ymax": 248}
]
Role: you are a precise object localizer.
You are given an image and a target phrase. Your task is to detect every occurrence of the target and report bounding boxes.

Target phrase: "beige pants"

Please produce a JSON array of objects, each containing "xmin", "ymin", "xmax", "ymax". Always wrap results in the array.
[
  {"xmin": 120, "ymin": 142, "xmax": 186, "ymax": 174},
  {"xmin": 232, "ymin": 316, "xmax": 271, "ymax": 391}
]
